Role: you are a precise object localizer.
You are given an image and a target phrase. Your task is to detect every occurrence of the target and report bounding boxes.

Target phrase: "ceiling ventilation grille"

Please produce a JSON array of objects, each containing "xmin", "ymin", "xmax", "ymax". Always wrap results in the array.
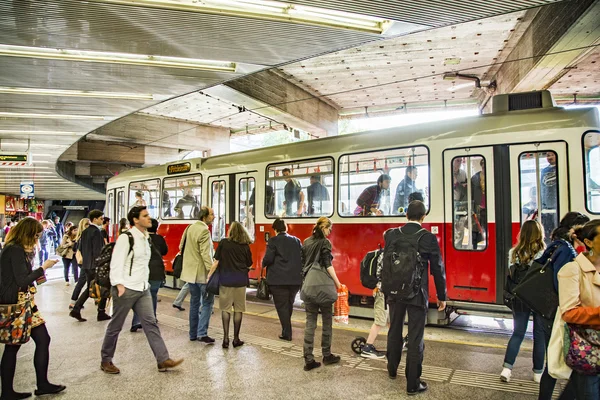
[{"xmin": 508, "ymin": 92, "xmax": 543, "ymax": 111}]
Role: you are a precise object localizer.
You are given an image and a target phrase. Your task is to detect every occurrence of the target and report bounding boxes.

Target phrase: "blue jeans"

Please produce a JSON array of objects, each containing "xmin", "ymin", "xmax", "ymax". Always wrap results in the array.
[
  {"xmin": 571, "ymin": 372, "xmax": 600, "ymax": 399},
  {"xmin": 503, "ymin": 309, "xmax": 545, "ymax": 373},
  {"xmin": 188, "ymin": 283, "xmax": 214, "ymax": 340},
  {"xmin": 173, "ymin": 282, "xmax": 189, "ymax": 308},
  {"xmin": 38, "ymin": 247, "xmax": 48, "ymax": 266},
  {"xmin": 132, "ymin": 280, "xmax": 162, "ymax": 327}
]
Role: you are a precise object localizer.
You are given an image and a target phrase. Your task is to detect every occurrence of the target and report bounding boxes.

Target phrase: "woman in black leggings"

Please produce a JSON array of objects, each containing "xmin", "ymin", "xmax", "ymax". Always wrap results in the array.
[{"xmin": 0, "ymin": 218, "xmax": 66, "ymax": 400}]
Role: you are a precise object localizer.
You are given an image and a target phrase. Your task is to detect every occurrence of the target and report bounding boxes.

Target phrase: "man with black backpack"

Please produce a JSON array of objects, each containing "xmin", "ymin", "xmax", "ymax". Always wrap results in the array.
[{"xmin": 382, "ymin": 200, "xmax": 447, "ymax": 396}]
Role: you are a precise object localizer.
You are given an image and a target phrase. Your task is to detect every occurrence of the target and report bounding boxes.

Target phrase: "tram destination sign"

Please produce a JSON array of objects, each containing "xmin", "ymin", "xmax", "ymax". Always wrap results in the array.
[{"xmin": 167, "ymin": 162, "xmax": 191, "ymax": 175}]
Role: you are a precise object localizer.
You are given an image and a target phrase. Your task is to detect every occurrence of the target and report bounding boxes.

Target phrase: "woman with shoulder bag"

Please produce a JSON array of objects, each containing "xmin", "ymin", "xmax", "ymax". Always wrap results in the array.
[
  {"xmin": 0, "ymin": 217, "xmax": 66, "ymax": 400},
  {"xmin": 500, "ymin": 220, "xmax": 546, "ymax": 383},
  {"xmin": 69, "ymin": 218, "xmax": 89, "ymax": 310},
  {"xmin": 262, "ymin": 218, "xmax": 303, "ymax": 341},
  {"xmin": 556, "ymin": 220, "xmax": 600, "ymax": 399},
  {"xmin": 537, "ymin": 212, "xmax": 589, "ymax": 400},
  {"xmin": 207, "ymin": 221, "xmax": 253, "ymax": 349},
  {"xmin": 301, "ymin": 217, "xmax": 343, "ymax": 371},
  {"xmin": 59, "ymin": 226, "xmax": 78, "ymax": 287}
]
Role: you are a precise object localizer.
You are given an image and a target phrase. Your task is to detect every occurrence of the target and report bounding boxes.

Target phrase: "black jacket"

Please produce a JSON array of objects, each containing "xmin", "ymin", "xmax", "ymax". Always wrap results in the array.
[
  {"xmin": 149, "ymin": 233, "xmax": 168, "ymax": 282},
  {"xmin": 0, "ymin": 244, "xmax": 44, "ymax": 304},
  {"xmin": 384, "ymin": 222, "xmax": 447, "ymax": 306},
  {"xmin": 301, "ymin": 236, "xmax": 333, "ymax": 272},
  {"xmin": 80, "ymin": 225, "xmax": 104, "ymax": 270},
  {"xmin": 215, "ymin": 239, "xmax": 252, "ymax": 287},
  {"xmin": 263, "ymin": 232, "xmax": 303, "ymax": 286}
]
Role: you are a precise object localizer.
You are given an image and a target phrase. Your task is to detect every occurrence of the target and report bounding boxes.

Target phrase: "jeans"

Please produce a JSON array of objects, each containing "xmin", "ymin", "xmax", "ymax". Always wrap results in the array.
[
  {"xmin": 132, "ymin": 280, "xmax": 162, "ymax": 327},
  {"xmin": 571, "ymin": 372, "xmax": 600, "ymax": 399},
  {"xmin": 303, "ymin": 302, "xmax": 333, "ymax": 363},
  {"xmin": 173, "ymin": 282, "xmax": 190, "ymax": 307},
  {"xmin": 101, "ymin": 287, "xmax": 169, "ymax": 364},
  {"xmin": 188, "ymin": 283, "xmax": 214, "ymax": 340},
  {"xmin": 270, "ymin": 285, "xmax": 300, "ymax": 339},
  {"xmin": 62, "ymin": 257, "xmax": 79, "ymax": 282},
  {"xmin": 38, "ymin": 247, "xmax": 48, "ymax": 266},
  {"xmin": 71, "ymin": 268, "xmax": 87, "ymax": 302},
  {"xmin": 503, "ymin": 309, "xmax": 545, "ymax": 373}
]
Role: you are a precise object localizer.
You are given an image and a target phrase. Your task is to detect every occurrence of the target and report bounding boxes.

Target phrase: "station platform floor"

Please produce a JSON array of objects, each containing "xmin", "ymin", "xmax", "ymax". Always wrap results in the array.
[{"xmin": 2, "ymin": 271, "xmax": 569, "ymax": 400}]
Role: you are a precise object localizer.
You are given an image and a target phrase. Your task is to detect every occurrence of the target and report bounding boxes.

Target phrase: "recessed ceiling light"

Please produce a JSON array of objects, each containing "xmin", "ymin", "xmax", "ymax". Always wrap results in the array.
[
  {"xmin": 0, "ymin": 112, "xmax": 109, "ymax": 120},
  {"xmin": 0, "ymin": 87, "xmax": 171, "ymax": 101},
  {"xmin": 443, "ymin": 57, "xmax": 461, "ymax": 66},
  {"xmin": 0, "ymin": 45, "xmax": 237, "ymax": 72}
]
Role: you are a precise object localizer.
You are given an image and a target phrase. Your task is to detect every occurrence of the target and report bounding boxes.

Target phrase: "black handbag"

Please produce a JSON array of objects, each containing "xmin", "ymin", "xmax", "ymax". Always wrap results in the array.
[
  {"xmin": 503, "ymin": 261, "xmax": 529, "ymax": 310},
  {"xmin": 257, "ymin": 267, "xmax": 271, "ymax": 300},
  {"xmin": 512, "ymin": 246, "xmax": 560, "ymax": 320},
  {"xmin": 172, "ymin": 227, "xmax": 189, "ymax": 279},
  {"xmin": 206, "ymin": 269, "xmax": 220, "ymax": 296}
]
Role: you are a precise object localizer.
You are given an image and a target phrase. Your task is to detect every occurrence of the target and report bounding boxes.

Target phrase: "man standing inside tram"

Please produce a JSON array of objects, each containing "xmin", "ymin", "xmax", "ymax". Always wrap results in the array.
[
  {"xmin": 393, "ymin": 166, "xmax": 419, "ymax": 215},
  {"xmin": 282, "ymin": 168, "xmax": 305, "ymax": 217},
  {"xmin": 384, "ymin": 201, "xmax": 447, "ymax": 395},
  {"xmin": 452, "ymin": 158, "xmax": 468, "ymax": 247},
  {"xmin": 307, "ymin": 175, "xmax": 330, "ymax": 216},
  {"xmin": 540, "ymin": 152, "xmax": 558, "ymax": 241}
]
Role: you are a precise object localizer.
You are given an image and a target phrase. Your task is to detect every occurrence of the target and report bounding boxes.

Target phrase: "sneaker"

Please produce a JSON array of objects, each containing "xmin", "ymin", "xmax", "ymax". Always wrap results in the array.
[
  {"xmin": 157, "ymin": 358, "xmax": 184, "ymax": 372},
  {"xmin": 199, "ymin": 336, "xmax": 215, "ymax": 344},
  {"xmin": 304, "ymin": 360, "xmax": 321, "ymax": 371},
  {"xmin": 500, "ymin": 367, "xmax": 511, "ymax": 382},
  {"xmin": 360, "ymin": 344, "xmax": 386, "ymax": 360},
  {"xmin": 322, "ymin": 354, "xmax": 341, "ymax": 365},
  {"xmin": 100, "ymin": 362, "xmax": 120, "ymax": 374},
  {"xmin": 65, "ymin": 282, "xmax": 70, "ymax": 287},
  {"xmin": 533, "ymin": 372, "xmax": 542, "ymax": 383}
]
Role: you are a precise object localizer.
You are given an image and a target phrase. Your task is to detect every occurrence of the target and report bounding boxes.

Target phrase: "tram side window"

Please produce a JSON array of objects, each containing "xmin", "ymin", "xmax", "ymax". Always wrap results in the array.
[
  {"xmin": 211, "ymin": 181, "xmax": 226, "ymax": 241},
  {"xmin": 266, "ymin": 159, "xmax": 333, "ymax": 218},
  {"xmin": 163, "ymin": 175, "xmax": 202, "ymax": 220},
  {"xmin": 452, "ymin": 156, "xmax": 487, "ymax": 250},
  {"xmin": 128, "ymin": 179, "xmax": 160, "ymax": 219},
  {"xmin": 584, "ymin": 132, "xmax": 600, "ymax": 214},
  {"xmin": 339, "ymin": 146, "xmax": 429, "ymax": 217},
  {"xmin": 117, "ymin": 191, "xmax": 125, "ymax": 223},
  {"xmin": 519, "ymin": 151, "xmax": 558, "ymax": 242},
  {"xmin": 107, "ymin": 192, "xmax": 114, "ymax": 238},
  {"xmin": 239, "ymin": 178, "xmax": 255, "ymax": 239}
]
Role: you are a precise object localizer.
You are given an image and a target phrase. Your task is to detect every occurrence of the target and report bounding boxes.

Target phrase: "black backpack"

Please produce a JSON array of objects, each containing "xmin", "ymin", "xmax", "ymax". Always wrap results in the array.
[
  {"xmin": 92, "ymin": 232, "xmax": 135, "ymax": 298},
  {"xmin": 360, "ymin": 249, "xmax": 382, "ymax": 289},
  {"xmin": 381, "ymin": 227, "xmax": 427, "ymax": 301}
]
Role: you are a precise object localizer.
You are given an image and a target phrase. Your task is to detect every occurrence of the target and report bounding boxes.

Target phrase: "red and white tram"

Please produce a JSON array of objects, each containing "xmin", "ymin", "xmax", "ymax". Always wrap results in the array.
[{"xmin": 105, "ymin": 91, "xmax": 600, "ymax": 322}]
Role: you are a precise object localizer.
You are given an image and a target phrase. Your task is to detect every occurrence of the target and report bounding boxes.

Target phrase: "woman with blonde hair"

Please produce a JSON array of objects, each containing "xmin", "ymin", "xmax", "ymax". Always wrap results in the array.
[
  {"xmin": 301, "ymin": 216, "xmax": 342, "ymax": 371},
  {"xmin": 500, "ymin": 220, "xmax": 546, "ymax": 383},
  {"xmin": 0, "ymin": 217, "xmax": 65, "ymax": 398},
  {"xmin": 69, "ymin": 218, "xmax": 90, "ymax": 310},
  {"xmin": 59, "ymin": 225, "xmax": 79, "ymax": 286},
  {"xmin": 208, "ymin": 221, "xmax": 253, "ymax": 349}
]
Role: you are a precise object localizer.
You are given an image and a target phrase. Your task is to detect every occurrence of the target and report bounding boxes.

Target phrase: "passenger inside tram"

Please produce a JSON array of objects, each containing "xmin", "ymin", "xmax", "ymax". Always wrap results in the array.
[
  {"xmin": 452, "ymin": 157, "xmax": 468, "ymax": 247},
  {"xmin": 307, "ymin": 176, "xmax": 330, "ymax": 216},
  {"xmin": 353, "ymin": 174, "xmax": 391, "ymax": 216},
  {"xmin": 471, "ymin": 159, "xmax": 486, "ymax": 250},
  {"xmin": 392, "ymin": 166, "xmax": 420, "ymax": 215},
  {"xmin": 453, "ymin": 156, "xmax": 487, "ymax": 250},
  {"xmin": 282, "ymin": 168, "xmax": 305, "ymax": 217},
  {"xmin": 540, "ymin": 152, "xmax": 558, "ymax": 240},
  {"xmin": 174, "ymin": 188, "xmax": 200, "ymax": 219}
]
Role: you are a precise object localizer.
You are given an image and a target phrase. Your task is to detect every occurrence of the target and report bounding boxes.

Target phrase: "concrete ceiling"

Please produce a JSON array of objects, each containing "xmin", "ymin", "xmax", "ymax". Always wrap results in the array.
[{"xmin": 0, "ymin": 0, "xmax": 582, "ymax": 200}]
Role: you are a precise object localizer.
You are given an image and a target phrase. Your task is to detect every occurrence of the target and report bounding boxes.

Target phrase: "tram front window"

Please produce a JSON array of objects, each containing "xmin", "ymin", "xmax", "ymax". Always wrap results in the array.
[
  {"xmin": 519, "ymin": 151, "xmax": 558, "ymax": 242},
  {"xmin": 452, "ymin": 156, "xmax": 487, "ymax": 250}
]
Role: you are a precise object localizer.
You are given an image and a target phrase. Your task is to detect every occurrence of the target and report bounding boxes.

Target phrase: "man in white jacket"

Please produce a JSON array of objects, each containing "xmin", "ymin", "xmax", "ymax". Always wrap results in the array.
[{"xmin": 100, "ymin": 206, "xmax": 183, "ymax": 374}]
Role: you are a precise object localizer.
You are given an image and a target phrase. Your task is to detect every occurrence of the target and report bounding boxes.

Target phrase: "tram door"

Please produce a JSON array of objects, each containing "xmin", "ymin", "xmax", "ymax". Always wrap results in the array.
[
  {"xmin": 443, "ymin": 147, "xmax": 496, "ymax": 303},
  {"xmin": 115, "ymin": 188, "xmax": 126, "ymax": 239},
  {"xmin": 508, "ymin": 142, "xmax": 569, "ymax": 243},
  {"xmin": 235, "ymin": 173, "xmax": 258, "ymax": 279},
  {"xmin": 106, "ymin": 189, "xmax": 116, "ymax": 240},
  {"xmin": 208, "ymin": 176, "xmax": 228, "ymax": 242}
]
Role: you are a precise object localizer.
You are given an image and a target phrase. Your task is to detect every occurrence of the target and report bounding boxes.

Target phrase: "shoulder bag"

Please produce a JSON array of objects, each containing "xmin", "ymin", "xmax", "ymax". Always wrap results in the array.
[
  {"xmin": 300, "ymin": 240, "xmax": 337, "ymax": 305},
  {"xmin": 547, "ymin": 307, "xmax": 573, "ymax": 379},
  {"xmin": 75, "ymin": 238, "xmax": 83, "ymax": 265},
  {"xmin": 0, "ymin": 293, "xmax": 33, "ymax": 345},
  {"xmin": 512, "ymin": 245, "xmax": 561, "ymax": 320},
  {"xmin": 172, "ymin": 226, "xmax": 189, "ymax": 279},
  {"xmin": 565, "ymin": 324, "xmax": 600, "ymax": 375},
  {"xmin": 206, "ymin": 268, "xmax": 220, "ymax": 296}
]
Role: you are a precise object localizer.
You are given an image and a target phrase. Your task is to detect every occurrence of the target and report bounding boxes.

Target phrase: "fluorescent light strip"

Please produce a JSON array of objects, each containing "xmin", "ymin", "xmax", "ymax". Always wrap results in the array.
[
  {"xmin": 0, "ymin": 130, "xmax": 82, "ymax": 136},
  {"xmin": 0, "ymin": 112, "xmax": 108, "ymax": 120},
  {"xmin": 0, "ymin": 87, "xmax": 171, "ymax": 100},
  {"xmin": 84, "ymin": 0, "xmax": 391, "ymax": 34},
  {"xmin": 0, "ymin": 45, "xmax": 237, "ymax": 72}
]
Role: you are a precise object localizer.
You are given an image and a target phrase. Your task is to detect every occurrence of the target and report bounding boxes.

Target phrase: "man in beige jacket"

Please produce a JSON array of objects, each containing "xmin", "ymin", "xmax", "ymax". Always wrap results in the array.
[{"xmin": 180, "ymin": 206, "xmax": 216, "ymax": 343}]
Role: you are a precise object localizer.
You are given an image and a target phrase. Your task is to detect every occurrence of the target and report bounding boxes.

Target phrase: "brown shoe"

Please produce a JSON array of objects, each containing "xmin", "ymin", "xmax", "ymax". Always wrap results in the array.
[
  {"xmin": 100, "ymin": 361, "xmax": 120, "ymax": 374},
  {"xmin": 157, "ymin": 358, "xmax": 184, "ymax": 372}
]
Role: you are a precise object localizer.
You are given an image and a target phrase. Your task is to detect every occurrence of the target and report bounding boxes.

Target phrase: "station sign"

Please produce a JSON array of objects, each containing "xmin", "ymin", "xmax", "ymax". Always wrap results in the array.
[
  {"xmin": 20, "ymin": 181, "xmax": 34, "ymax": 199},
  {"xmin": 167, "ymin": 162, "xmax": 191, "ymax": 175},
  {"xmin": 0, "ymin": 154, "xmax": 28, "ymax": 166}
]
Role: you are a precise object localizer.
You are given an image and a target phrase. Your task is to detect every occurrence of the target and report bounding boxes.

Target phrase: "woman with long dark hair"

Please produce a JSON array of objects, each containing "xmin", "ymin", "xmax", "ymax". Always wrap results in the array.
[
  {"xmin": 500, "ymin": 220, "xmax": 546, "ymax": 383},
  {"xmin": 302, "ymin": 217, "xmax": 342, "ymax": 371},
  {"xmin": 262, "ymin": 218, "xmax": 303, "ymax": 341},
  {"xmin": 207, "ymin": 221, "xmax": 253, "ymax": 349},
  {"xmin": 537, "ymin": 211, "xmax": 589, "ymax": 399},
  {"xmin": 557, "ymin": 220, "xmax": 600, "ymax": 398},
  {"xmin": 0, "ymin": 217, "xmax": 66, "ymax": 399}
]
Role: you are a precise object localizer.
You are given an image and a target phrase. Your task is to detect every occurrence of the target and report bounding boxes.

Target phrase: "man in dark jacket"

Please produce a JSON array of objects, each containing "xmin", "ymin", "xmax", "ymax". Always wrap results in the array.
[
  {"xmin": 69, "ymin": 209, "xmax": 111, "ymax": 322},
  {"xmin": 385, "ymin": 201, "xmax": 447, "ymax": 396},
  {"xmin": 470, "ymin": 159, "xmax": 486, "ymax": 249},
  {"xmin": 262, "ymin": 218, "xmax": 303, "ymax": 341},
  {"xmin": 393, "ymin": 166, "xmax": 419, "ymax": 215}
]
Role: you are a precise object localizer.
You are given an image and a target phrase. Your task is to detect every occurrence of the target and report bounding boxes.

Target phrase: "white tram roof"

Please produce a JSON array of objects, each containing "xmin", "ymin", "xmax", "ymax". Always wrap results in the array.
[{"xmin": 107, "ymin": 103, "xmax": 599, "ymax": 189}]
